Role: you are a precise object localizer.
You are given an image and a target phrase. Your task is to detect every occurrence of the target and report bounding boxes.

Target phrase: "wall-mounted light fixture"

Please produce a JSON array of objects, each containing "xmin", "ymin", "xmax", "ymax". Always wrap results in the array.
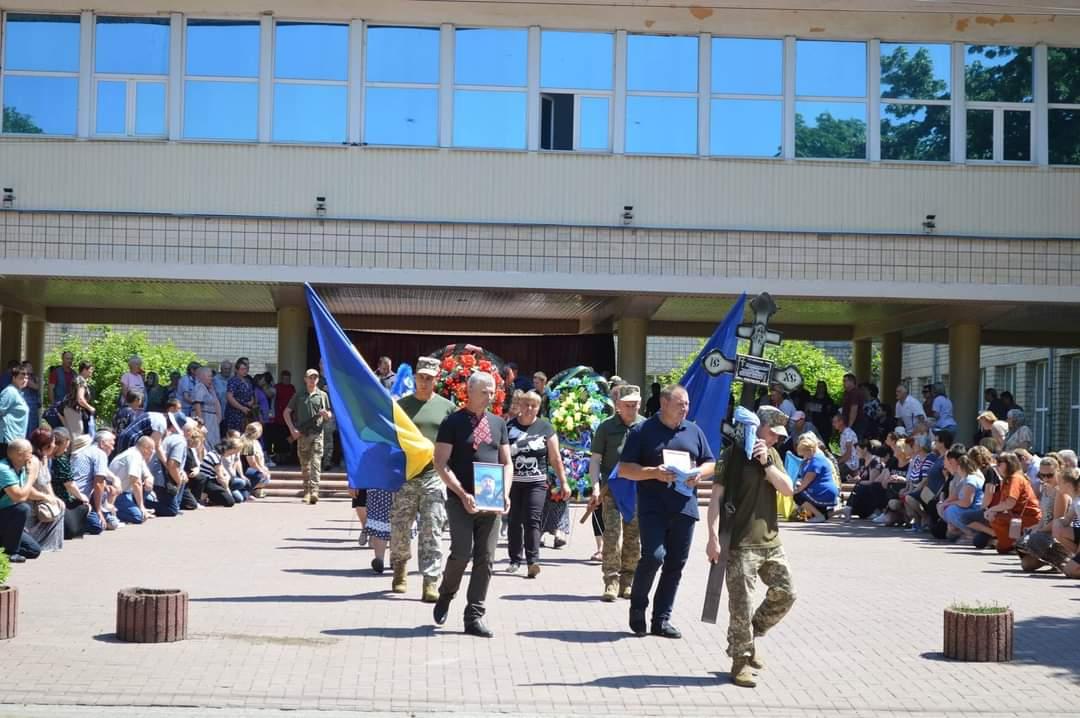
[
  {"xmin": 1, "ymin": 188, "xmax": 14, "ymax": 210},
  {"xmin": 922, "ymin": 214, "xmax": 936, "ymax": 234},
  {"xmin": 621, "ymin": 205, "xmax": 634, "ymax": 226},
  {"xmin": 315, "ymin": 196, "xmax": 327, "ymax": 217}
]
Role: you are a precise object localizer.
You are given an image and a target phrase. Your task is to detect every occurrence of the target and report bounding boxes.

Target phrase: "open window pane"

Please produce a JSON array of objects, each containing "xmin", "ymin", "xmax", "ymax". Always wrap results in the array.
[
  {"xmin": 880, "ymin": 104, "xmax": 950, "ymax": 161},
  {"xmin": 1048, "ymin": 47, "xmax": 1080, "ymax": 104},
  {"xmin": 711, "ymin": 99, "xmax": 782, "ymax": 157},
  {"xmin": 186, "ymin": 20, "xmax": 260, "ymax": 78},
  {"xmin": 275, "ymin": 22, "xmax": 348, "ymax": 81},
  {"xmin": 880, "ymin": 43, "xmax": 950, "ymax": 100},
  {"xmin": 95, "ymin": 80, "xmax": 127, "ymax": 134},
  {"xmin": 1049, "ymin": 108, "xmax": 1080, "ymax": 165},
  {"xmin": 966, "ymin": 108, "xmax": 993, "ymax": 160},
  {"xmin": 95, "ymin": 17, "xmax": 169, "ymax": 75},
  {"xmin": 965, "ymin": 45, "xmax": 1032, "ymax": 102},
  {"xmin": 797, "ymin": 41, "xmax": 866, "ymax": 98},
  {"xmin": 541, "ymin": 31, "xmax": 613, "ymax": 90},
  {"xmin": 273, "ymin": 84, "xmax": 347, "ymax": 143},
  {"xmin": 183, "ymin": 80, "xmax": 258, "ymax": 140},
  {"xmin": 626, "ymin": 96, "xmax": 697, "ymax": 154},
  {"xmin": 135, "ymin": 82, "xmax": 167, "ymax": 135},
  {"xmin": 627, "ymin": 35, "xmax": 698, "ymax": 93},
  {"xmin": 2, "ymin": 76, "xmax": 78, "ymax": 134},
  {"xmin": 540, "ymin": 94, "xmax": 574, "ymax": 150},
  {"xmin": 794, "ymin": 102, "xmax": 866, "ymax": 159},
  {"xmin": 364, "ymin": 87, "xmax": 438, "ymax": 146},
  {"xmin": 579, "ymin": 96, "xmax": 609, "ymax": 150},
  {"xmin": 455, "ymin": 28, "xmax": 527, "ymax": 87},
  {"xmin": 4, "ymin": 14, "xmax": 81, "ymax": 72},
  {"xmin": 712, "ymin": 38, "xmax": 782, "ymax": 95},
  {"xmin": 1003, "ymin": 110, "xmax": 1031, "ymax": 161},
  {"xmin": 366, "ymin": 27, "xmax": 439, "ymax": 84},
  {"xmin": 453, "ymin": 90, "xmax": 527, "ymax": 148}
]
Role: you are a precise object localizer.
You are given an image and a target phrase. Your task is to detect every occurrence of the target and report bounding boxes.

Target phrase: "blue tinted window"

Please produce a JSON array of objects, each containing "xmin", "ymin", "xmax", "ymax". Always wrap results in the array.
[
  {"xmin": 880, "ymin": 43, "xmax": 950, "ymax": 100},
  {"xmin": 455, "ymin": 28, "xmax": 527, "ymax": 86},
  {"xmin": 965, "ymin": 46, "xmax": 1032, "ymax": 103},
  {"xmin": 795, "ymin": 101, "xmax": 867, "ymax": 158},
  {"xmin": 366, "ymin": 27, "xmax": 439, "ymax": 84},
  {"xmin": 95, "ymin": 17, "xmax": 169, "ymax": 75},
  {"xmin": 184, "ymin": 80, "xmax": 258, "ymax": 139},
  {"xmin": 711, "ymin": 99, "xmax": 782, "ymax": 156},
  {"xmin": 626, "ymin": 96, "xmax": 697, "ymax": 154},
  {"xmin": 186, "ymin": 20, "xmax": 260, "ymax": 77},
  {"xmin": 4, "ymin": 14, "xmax": 80, "ymax": 72},
  {"xmin": 628, "ymin": 35, "xmax": 698, "ymax": 93},
  {"xmin": 275, "ymin": 22, "xmax": 348, "ymax": 81},
  {"xmin": 712, "ymin": 38, "xmax": 782, "ymax": 95},
  {"xmin": 541, "ymin": 31, "xmax": 613, "ymax": 90},
  {"xmin": 365, "ymin": 87, "xmax": 438, "ymax": 146},
  {"xmin": 453, "ymin": 90, "xmax": 527, "ymax": 148},
  {"xmin": 273, "ymin": 84, "xmax": 347, "ymax": 143},
  {"xmin": 95, "ymin": 81, "xmax": 127, "ymax": 134},
  {"xmin": 135, "ymin": 82, "xmax": 167, "ymax": 135},
  {"xmin": 579, "ymin": 96, "xmax": 609, "ymax": 150},
  {"xmin": 2, "ymin": 76, "xmax": 79, "ymax": 134},
  {"xmin": 797, "ymin": 41, "xmax": 866, "ymax": 97}
]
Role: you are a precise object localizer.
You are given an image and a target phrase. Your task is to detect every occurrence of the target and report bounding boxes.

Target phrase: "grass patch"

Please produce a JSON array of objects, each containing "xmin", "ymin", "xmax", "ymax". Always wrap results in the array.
[{"xmin": 948, "ymin": 601, "xmax": 1010, "ymax": 615}]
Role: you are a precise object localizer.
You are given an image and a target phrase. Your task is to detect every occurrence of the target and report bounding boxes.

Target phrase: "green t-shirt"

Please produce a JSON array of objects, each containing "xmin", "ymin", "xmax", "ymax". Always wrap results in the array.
[
  {"xmin": 398, "ymin": 392, "xmax": 457, "ymax": 485},
  {"xmin": 0, "ymin": 459, "xmax": 26, "ymax": 510},
  {"xmin": 716, "ymin": 445, "xmax": 784, "ymax": 550},
  {"xmin": 591, "ymin": 414, "xmax": 645, "ymax": 482},
  {"xmin": 286, "ymin": 388, "xmax": 330, "ymax": 436}
]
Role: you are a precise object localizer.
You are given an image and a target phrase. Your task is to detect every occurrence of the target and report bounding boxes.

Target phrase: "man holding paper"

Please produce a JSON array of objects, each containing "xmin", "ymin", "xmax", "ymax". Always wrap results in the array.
[{"xmin": 618, "ymin": 384, "xmax": 715, "ymax": 639}]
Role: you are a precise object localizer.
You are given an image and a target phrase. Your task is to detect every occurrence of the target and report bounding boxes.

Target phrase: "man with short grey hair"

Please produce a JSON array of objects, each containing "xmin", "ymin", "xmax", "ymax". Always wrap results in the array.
[
  {"xmin": 0, "ymin": 438, "xmax": 51, "ymax": 562},
  {"xmin": 72, "ymin": 430, "xmax": 119, "ymax": 533}
]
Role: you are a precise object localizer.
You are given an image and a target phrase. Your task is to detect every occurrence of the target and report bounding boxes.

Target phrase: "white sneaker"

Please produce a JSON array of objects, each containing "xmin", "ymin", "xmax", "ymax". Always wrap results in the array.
[
  {"xmin": 839, "ymin": 506, "xmax": 853, "ymax": 520},
  {"xmin": 872, "ymin": 513, "xmax": 888, "ymax": 524}
]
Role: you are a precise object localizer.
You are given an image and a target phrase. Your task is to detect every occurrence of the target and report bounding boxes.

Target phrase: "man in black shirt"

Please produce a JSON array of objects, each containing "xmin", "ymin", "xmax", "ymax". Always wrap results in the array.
[{"xmin": 432, "ymin": 371, "xmax": 511, "ymax": 638}]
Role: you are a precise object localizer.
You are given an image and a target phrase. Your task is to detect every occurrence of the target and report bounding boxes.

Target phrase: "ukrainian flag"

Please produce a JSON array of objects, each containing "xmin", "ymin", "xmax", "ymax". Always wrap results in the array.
[{"xmin": 305, "ymin": 284, "xmax": 434, "ymax": 490}]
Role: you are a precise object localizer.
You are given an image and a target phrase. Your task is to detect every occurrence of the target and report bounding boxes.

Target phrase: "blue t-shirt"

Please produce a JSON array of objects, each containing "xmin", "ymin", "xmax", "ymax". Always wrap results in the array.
[
  {"xmin": 150, "ymin": 433, "xmax": 188, "ymax": 487},
  {"xmin": 957, "ymin": 472, "xmax": 985, "ymax": 507},
  {"xmin": 0, "ymin": 459, "xmax": 27, "ymax": 510},
  {"xmin": 0, "ymin": 384, "xmax": 29, "ymax": 444},
  {"xmin": 798, "ymin": 451, "xmax": 838, "ymax": 506},
  {"xmin": 619, "ymin": 415, "xmax": 714, "ymax": 520},
  {"xmin": 925, "ymin": 455, "xmax": 947, "ymax": 495}
]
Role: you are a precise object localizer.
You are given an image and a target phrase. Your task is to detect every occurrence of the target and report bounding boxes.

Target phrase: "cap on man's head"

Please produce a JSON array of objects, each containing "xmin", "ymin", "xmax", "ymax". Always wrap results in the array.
[
  {"xmin": 305, "ymin": 369, "xmax": 320, "ymax": 379},
  {"xmin": 614, "ymin": 384, "xmax": 642, "ymax": 402},
  {"xmin": 416, "ymin": 356, "xmax": 440, "ymax": 377},
  {"xmin": 71, "ymin": 434, "xmax": 92, "ymax": 453},
  {"xmin": 609, "ymin": 375, "xmax": 623, "ymax": 383},
  {"xmin": 757, "ymin": 405, "xmax": 790, "ymax": 438}
]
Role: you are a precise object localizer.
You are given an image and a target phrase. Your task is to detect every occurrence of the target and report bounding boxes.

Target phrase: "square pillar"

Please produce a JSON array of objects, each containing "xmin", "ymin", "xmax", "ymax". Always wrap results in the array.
[
  {"xmin": 0, "ymin": 309, "xmax": 24, "ymax": 368},
  {"xmin": 880, "ymin": 331, "xmax": 902, "ymax": 399},
  {"xmin": 948, "ymin": 321, "xmax": 982, "ymax": 440},
  {"xmin": 277, "ymin": 306, "xmax": 311, "ymax": 381},
  {"xmin": 852, "ymin": 338, "xmax": 872, "ymax": 385},
  {"xmin": 616, "ymin": 317, "xmax": 648, "ymax": 391}
]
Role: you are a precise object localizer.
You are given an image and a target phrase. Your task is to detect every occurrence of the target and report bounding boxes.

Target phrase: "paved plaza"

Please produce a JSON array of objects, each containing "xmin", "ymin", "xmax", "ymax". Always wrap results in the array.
[{"xmin": 2, "ymin": 497, "xmax": 1078, "ymax": 718}]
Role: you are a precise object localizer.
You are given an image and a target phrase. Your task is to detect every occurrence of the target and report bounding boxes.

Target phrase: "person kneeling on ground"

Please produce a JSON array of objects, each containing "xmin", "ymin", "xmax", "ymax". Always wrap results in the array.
[
  {"xmin": 107, "ymin": 436, "xmax": 156, "ymax": 525},
  {"xmin": 792, "ymin": 433, "xmax": 837, "ymax": 523},
  {"xmin": 966, "ymin": 452, "xmax": 1041, "ymax": 553},
  {"xmin": 938, "ymin": 444, "xmax": 985, "ymax": 543},
  {"xmin": 0, "ymin": 439, "xmax": 56, "ymax": 562}
]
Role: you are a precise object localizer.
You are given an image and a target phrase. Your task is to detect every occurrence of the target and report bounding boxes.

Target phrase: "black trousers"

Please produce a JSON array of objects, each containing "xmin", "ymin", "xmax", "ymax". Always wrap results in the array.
[
  {"xmin": 440, "ymin": 494, "xmax": 499, "ymax": 623},
  {"xmin": 508, "ymin": 481, "xmax": 546, "ymax": 565},
  {"xmin": 0, "ymin": 502, "xmax": 41, "ymax": 558},
  {"xmin": 204, "ymin": 479, "xmax": 236, "ymax": 507},
  {"xmin": 63, "ymin": 502, "xmax": 89, "ymax": 540}
]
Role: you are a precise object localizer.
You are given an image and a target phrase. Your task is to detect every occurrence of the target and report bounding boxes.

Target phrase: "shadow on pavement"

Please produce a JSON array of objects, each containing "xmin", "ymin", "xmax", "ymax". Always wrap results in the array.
[
  {"xmin": 282, "ymin": 567, "xmax": 367, "ymax": 577},
  {"xmin": 529, "ymin": 671, "xmax": 728, "ymax": 688},
  {"xmin": 501, "ymin": 593, "xmax": 601, "ymax": 603},
  {"xmin": 518, "ymin": 629, "xmax": 633, "ymax": 644},
  {"xmin": 323, "ymin": 626, "xmax": 435, "ymax": 638},
  {"xmin": 282, "ymin": 536, "xmax": 355, "ymax": 544},
  {"xmin": 1014, "ymin": 614, "xmax": 1080, "ymax": 683},
  {"xmin": 191, "ymin": 589, "xmax": 392, "ymax": 604},
  {"xmin": 275, "ymin": 544, "xmax": 360, "ymax": 551},
  {"xmin": 91, "ymin": 633, "xmax": 124, "ymax": 643}
]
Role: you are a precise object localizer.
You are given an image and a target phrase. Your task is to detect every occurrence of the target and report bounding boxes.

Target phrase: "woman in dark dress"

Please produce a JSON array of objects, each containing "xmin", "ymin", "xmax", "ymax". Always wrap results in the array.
[{"xmin": 804, "ymin": 380, "xmax": 836, "ymax": 443}]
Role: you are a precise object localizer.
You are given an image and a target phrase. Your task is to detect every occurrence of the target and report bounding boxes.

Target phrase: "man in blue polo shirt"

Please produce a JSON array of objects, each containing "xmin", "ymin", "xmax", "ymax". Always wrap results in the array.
[{"xmin": 619, "ymin": 384, "xmax": 715, "ymax": 639}]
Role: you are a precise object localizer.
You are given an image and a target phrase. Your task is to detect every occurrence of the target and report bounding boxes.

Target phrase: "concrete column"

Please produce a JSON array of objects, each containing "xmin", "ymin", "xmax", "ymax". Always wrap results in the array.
[
  {"xmin": 948, "ymin": 321, "xmax": 982, "ymax": 440},
  {"xmin": 276, "ymin": 306, "xmax": 311, "ymax": 380},
  {"xmin": 24, "ymin": 319, "xmax": 45, "ymax": 378},
  {"xmin": 0, "ymin": 309, "xmax": 24, "ymax": 367},
  {"xmin": 616, "ymin": 317, "xmax": 648, "ymax": 390},
  {"xmin": 880, "ymin": 331, "xmax": 902, "ymax": 398},
  {"xmin": 852, "ymin": 338, "xmax": 872, "ymax": 384}
]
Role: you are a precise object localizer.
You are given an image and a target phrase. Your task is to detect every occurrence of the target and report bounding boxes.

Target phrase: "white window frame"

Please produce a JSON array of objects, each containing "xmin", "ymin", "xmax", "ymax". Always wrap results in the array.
[
  {"xmin": 877, "ymin": 40, "xmax": 952, "ymax": 164},
  {"xmin": 963, "ymin": 44, "xmax": 1035, "ymax": 164},
  {"xmin": 625, "ymin": 32, "xmax": 700, "ymax": 157},
  {"xmin": 270, "ymin": 18, "xmax": 351, "ymax": 145},
  {"xmin": 537, "ymin": 28, "xmax": 615, "ymax": 153},
  {"xmin": 793, "ymin": 38, "xmax": 870, "ymax": 161},
  {"xmin": 1047, "ymin": 45, "xmax": 1080, "ymax": 166},
  {"xmin": 1069, "ymin": 356, "xmax": 1080, "ymax": 450},
  {"xmin": 997, "ymin": 365, "xmax": 1016, "ymax": 396},
  {"xmin": 0, "ymin": 10, "xmax": 83, "ymax": 138},
  {"xmin": 709, "ymin": 35, "xmax": 785, "ymax": 159},
  {"xmin": 181, "ymin": 16, "xmax": 262, "ymax": 142},
  {"xmin": 361, "ymin": 23, "xmax": 441, "ymax": 148},
  {"xmin": 1032, "ymin": 359, "xmax": 1049, "ymax": 452},
  {"xmin": 451, "ymin": 26, "xmax": 529, "ymax": 151},
  {"xmin": 91, "ymin": 15, "xmax": 170, "ymax": 139}
]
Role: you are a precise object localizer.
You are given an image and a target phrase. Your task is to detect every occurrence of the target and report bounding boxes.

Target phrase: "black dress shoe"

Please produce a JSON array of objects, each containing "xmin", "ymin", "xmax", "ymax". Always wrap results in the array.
[
  {"xmin": 464, "ymin": 620, "xmax": 494, "ymax": 638},
  {"xmin": 433, "ymin": 595, "xmax": 451, "ymax": 626},
  {"xmin": 371, "ymin": 557, "xmax": 385, "ymax": 574},
  {"xmin": 651, "ymin": 621, "xmax": 682, "ymax": 639},
  {"xmin": 629, "ymin": 608, "xmax": 647, "ymax": 636}
]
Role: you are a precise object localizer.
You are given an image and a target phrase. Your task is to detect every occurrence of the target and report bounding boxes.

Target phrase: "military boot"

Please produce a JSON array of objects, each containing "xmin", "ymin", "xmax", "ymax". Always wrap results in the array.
[
  {"xmin": 748, "ymin": 646, "xmax": 765, "ymax": 670},
  {"xmin": 602, "ymin": 579, "xmax": 619, "ymax": 602},
  {"xmin": 731, "ymin": 658, "xmax": 757, "ymax": 688},
  {"xmin": 421, "ymin": 576, "xmax": 439, "ymax": 603},
  {"xmin": 391, "ymin": 563, "xmax": 408, "ymax": 594},
  {"xmin": 619, "ymin": 575, "xmax": 634, "ymax": 599}
]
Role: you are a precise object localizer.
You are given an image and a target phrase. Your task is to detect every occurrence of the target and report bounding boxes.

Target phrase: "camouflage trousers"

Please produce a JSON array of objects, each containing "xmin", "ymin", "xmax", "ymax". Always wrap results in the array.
[
  {"xmin": 725, "ymin": 545, "xmax": 796, "ymax": 659},
  {"xmin": 297, "ymin": 433, "xmax": 324, "ymax": 494},
  {"xmin": 389, "ymin": 474, "xmax": 446, "ymax": 579},
  {"xmin": 601, "ymin": 487, "xmax": 640, "ymax": 584}
]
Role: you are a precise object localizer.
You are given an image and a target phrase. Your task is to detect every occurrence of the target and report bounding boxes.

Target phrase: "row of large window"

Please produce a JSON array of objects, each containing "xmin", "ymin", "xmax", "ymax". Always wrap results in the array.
[{"xmin": 3, "ymin": 12, "xmax": 1080, "ymax": 164}]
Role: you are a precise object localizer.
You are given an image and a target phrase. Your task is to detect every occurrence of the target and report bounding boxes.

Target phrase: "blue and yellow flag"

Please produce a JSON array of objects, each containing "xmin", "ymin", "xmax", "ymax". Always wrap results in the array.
[{"xmin": 305, "ymin": 284, "xmax": 433, "ymax": 490}]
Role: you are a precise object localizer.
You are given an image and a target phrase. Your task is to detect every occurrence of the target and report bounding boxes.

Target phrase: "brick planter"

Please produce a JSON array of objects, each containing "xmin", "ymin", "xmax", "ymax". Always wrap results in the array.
[
  {"xmin": 116, "ymin": 588, "xmax": 188, "ymax": 643},
  {"xmin": 943, "ymin": 608, "xmax": 1013, "ymax": 662},
  {"xmin": 0, "ymin": 586, "xmax": 16, "ymax": 640}
]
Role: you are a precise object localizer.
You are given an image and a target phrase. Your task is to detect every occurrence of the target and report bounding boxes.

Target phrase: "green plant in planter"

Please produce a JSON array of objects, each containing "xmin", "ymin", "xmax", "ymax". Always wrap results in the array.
[
  {"xmin": 948, "ymin": 601, "xmax": 1010, "ymax": 614},
  {"xmin": 0, "ymin": 550, "xmax": 10, "ymax": 587}
]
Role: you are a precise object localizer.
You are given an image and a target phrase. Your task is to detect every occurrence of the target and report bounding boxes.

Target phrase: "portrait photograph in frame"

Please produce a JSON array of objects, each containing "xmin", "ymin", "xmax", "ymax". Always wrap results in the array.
[{"xmin": 473, "ymin": 462, "xmax": 506, "ymax": 512}]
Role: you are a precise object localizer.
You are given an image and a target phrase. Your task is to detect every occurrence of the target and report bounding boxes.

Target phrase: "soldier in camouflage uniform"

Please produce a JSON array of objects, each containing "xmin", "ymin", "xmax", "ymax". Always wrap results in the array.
[
  {"xmin": 706, "ymin": 405, "xmax": 797, "ymax": 688},
  {"xmin": 588, "ymin": 385, "xmax": 645, "ymax": 601},
  {"xmin": 390, "ymin": 357, "xmax": 457, "ymax": 602}
]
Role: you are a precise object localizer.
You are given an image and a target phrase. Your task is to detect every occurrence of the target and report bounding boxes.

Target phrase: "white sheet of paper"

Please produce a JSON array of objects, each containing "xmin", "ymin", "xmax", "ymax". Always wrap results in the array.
[{"xmin": 662, "ymin": 449, "xmax": 693, "ymax": 473}]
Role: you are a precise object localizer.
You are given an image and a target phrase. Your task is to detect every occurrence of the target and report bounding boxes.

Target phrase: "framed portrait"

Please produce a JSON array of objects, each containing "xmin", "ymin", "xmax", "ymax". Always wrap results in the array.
[{"xmin": 473, "ymin": 462, "xmax": 505, "ymax": 512}]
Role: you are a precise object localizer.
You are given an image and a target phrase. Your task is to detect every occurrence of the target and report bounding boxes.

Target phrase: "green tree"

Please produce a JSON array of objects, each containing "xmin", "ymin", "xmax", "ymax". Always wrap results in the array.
[
  {"xmin": 45, "ymin": 326, "xmax": 204, "ymax": 426},
  {"xmin": 880, "ymin": 45, "xmax": 951, "ymax": 161},
  {"xmin": 2, "ymin": 106, "xmax": 43, "ymax": 134},
  {"xmin": 1048, "ymin": 47, "xmax": 1080, "ymax": 165},
  {"xmin": 795, "ymin": 111, "xmax": 866, "ymax": 159}
]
